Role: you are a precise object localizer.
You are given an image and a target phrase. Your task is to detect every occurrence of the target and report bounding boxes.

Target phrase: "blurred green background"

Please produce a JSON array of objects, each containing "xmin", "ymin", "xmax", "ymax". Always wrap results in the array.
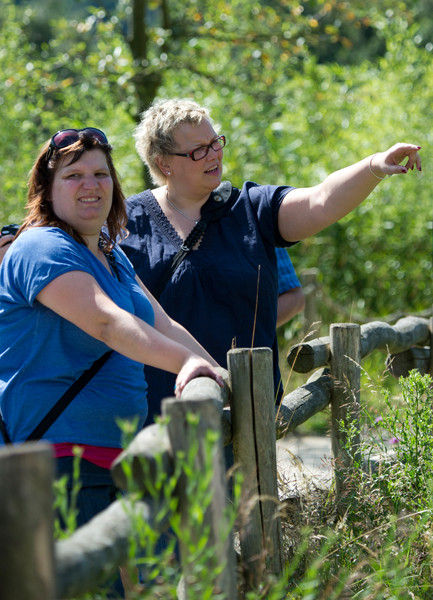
[{"xmin": 1, "ymin": 0, "xmax": 431, "ymax": 325}]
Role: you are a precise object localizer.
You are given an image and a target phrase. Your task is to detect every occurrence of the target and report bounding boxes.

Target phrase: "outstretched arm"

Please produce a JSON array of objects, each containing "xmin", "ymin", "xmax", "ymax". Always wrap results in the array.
[{"xmin": 278, "ymin": 143, "xmax": 422, "ymax": 242}]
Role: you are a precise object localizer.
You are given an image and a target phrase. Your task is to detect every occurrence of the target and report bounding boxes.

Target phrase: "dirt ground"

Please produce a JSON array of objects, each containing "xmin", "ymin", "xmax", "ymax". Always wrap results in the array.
[{"xmin": 276, "ymin": 433, "xmax": 333, "ymax": 494}]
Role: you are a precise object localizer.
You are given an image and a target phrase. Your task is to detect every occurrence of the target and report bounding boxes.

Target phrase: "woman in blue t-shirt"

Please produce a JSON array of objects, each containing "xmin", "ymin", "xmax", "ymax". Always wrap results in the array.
[
  {"xmin": 120, "ymin": 98, "xmax": 421, "ymax": 423},
  {"xmin": 0, "ymin": 128, "xmax": 223, "ymax": 529}
]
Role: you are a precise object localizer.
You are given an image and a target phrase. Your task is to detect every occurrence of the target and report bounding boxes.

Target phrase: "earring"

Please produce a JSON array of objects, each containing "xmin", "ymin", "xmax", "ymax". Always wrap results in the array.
[{"xmin": 166, "ymin": 171, "xmax": 171, "ymax": 176}]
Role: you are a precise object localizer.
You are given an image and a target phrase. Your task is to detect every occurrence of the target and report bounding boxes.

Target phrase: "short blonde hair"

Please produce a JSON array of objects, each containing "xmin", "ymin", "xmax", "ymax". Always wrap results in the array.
[{"xmin": 134, "ymin": 98, "xmax": 213, "ymax": 186}]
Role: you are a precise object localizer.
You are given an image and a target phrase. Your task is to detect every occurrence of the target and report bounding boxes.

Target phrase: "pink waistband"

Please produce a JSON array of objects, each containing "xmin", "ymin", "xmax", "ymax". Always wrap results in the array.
[{"xmin": 53, "ymin": 443, "xmax": 122, "ymax": 470}]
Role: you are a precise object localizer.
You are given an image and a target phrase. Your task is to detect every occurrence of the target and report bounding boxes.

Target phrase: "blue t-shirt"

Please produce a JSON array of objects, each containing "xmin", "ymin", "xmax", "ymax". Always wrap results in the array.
[
  {"xmin": 275, "ymin": 247, "xmax": 301, "ymax": 294},
  {"xmin": 121, "ymin": 181, "xmax": 295, "ymax": 422},
  {"xmin": 0, "ymin": 227, "xmax": 154, "ymax": 446}
]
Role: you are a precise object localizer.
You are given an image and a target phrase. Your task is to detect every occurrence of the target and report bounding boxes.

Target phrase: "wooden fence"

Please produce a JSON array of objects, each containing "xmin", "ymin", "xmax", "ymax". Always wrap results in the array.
[{"xmin": 0, "ymin": 316, "xmax": 431, "ymax": 599}]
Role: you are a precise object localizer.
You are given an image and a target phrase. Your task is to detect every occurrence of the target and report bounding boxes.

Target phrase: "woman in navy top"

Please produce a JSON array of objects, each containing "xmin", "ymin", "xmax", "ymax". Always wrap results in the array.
[{"xmin": 120, "ymin": 98, "xmax": 421, "ymax": 423}]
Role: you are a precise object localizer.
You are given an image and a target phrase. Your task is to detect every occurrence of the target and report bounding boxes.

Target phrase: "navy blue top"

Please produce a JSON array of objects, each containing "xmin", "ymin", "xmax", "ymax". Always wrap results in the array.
[{"xmin": 121, "ymin": 181, "xmax": 296, "ymax": 423}]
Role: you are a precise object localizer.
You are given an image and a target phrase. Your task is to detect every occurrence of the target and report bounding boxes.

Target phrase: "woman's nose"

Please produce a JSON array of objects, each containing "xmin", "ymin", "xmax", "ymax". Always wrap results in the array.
[{"xmin": 82, "ymin": 175, "xmax": 99, "ymax": 189}]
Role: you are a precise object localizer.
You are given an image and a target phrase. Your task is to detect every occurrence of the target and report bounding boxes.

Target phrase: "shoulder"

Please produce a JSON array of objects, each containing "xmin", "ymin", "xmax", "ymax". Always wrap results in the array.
[
  {"xmin": 9, "ymin": 227, "xmax": 80, "ymax": 259},
  {"xmin": 17, "ymin": 225, "xmax": 71, "ymax": 243},
  {"xmin": 1, "ymin": 228, "xmax": 91, "ymax": 304},
  {"xmin": 238, "ymin": 181, "xmax": 295, "ymax": 205},
  {"xmin": 125, "ymin": 189, "xmax": 154, "ymax": 214},
  {"xmin": 126, "ymin": 189, "xmax": 151, "ymax": 203},
  {"xmin": 235, "ymin": 181, "xmax": 295, "ymax": 223},
  {"xmin": 233, "ymin": 182, "xmax": 296, "ymax": 247},
  {"xmin": 10, "ymin": 228, "xmax": 97, "ymax": 279}
]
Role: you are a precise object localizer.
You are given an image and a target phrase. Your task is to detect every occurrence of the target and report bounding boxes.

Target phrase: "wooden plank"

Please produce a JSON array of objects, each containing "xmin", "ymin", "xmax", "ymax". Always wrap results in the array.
[
  {"xmin": 251, "ymin": 348, "xmax": 283, "ymax": 576},
  {"xmin": 276, "ymin": 367, "xmax": 333, "ymax": 437},
  {"xmin": 360, "ymin": 316, "xmax": 430, "ymax": 356},
  {"xmin": 286, "ymin": 337, "xmax": 331, "ymax": 373},
  {"xmin": 228, "ymin": 349, "xmax": 263, "ymax": 580},
  {"xmin": 386, "ymin": 347, "xmax": 430, "ymax": 378},
  {"xmin": 180, "ymin": 370, "xmax": 232, "ymax": 447},
  {"xmin": 55, "ymin": 497, "xmax": 160, "ymax": 598},
  {"xmin": 163, "ymin": 395, "xmax": 237, "ymax": 600},
  {"xmin": 287, "ymin": 317, "xmax": 430, "ymax": 375},
  {"xmin": 180, "ymin": 368, "xmax": 229, "ymax": 405},
  {"xmin": 0, "ymin": 443, "xmax": 55, "ymax": 600},
  {"xmin": 330, "ymin": 324, "xmax": 361, "ymax": 499},
  {"xmin": 111, "ymin": 422, "xmax": 173, "ymax": 492}
]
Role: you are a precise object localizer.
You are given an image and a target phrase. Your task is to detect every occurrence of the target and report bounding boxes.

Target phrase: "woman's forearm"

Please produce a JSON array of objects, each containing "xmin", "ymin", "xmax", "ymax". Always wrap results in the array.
[
  {"xmin": 157, "ymin": 319, "xmax": 219, "ymax": 366},
  {"xmin": 278, "ymin": 144, "xmax": 421, "ymax": 242}
]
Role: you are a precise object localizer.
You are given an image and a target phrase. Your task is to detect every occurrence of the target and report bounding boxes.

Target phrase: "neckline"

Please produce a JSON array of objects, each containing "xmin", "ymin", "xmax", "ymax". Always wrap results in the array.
[
  {"xmin": 165, "ymin": 189, "xmax": 201, "ymax": 225},
  {"xmin": 146, "ymin": 189, "xmax": 194, "ymax": 248}
]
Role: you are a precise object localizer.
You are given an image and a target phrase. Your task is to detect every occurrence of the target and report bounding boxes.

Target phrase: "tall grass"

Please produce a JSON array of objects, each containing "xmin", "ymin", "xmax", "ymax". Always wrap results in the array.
[
  {"xmin": 278, "ymin": 370, "xmax": 433, "ymax": 599},
  {"xmin": 54, "ymin": 370, "xmax": 433, "ymax": 599}
]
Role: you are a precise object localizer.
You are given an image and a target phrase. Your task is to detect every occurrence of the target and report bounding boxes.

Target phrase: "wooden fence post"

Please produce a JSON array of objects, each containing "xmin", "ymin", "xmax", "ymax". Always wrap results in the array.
[
  {"xmin": 228, "ymin": 347, "xmax": 283, "ymax": 586},
  {"xmin": 330, "ymin": 324, "xmax": 361, "ymax": 500},
  {"xmin": 0, "ymin": 443, "xmax": 55, "ymax": 600},
  {"xmin": 163, "ymin": 395, "xmax": 237, "ymax": 600}
]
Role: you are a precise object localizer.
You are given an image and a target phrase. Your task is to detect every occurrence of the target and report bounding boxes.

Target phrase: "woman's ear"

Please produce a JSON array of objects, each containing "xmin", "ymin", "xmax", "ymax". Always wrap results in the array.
[{"xmin": 156, "ymin": 156, "xmax": 172, "ymax": 177}]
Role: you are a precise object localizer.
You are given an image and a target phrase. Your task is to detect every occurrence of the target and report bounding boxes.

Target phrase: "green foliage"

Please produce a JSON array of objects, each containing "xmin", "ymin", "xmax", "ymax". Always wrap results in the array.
[
  {"xmin": 213, "ymin": 46, "xmax": 431, "ymax": 317},
  {"xmin": 277, "ymin": 370, "xmax": 433, "ymax": 599},
  {"xmin": 0, "ymin": 0, "xmax": 142, "ymax": 219},
  {"xmin": 1, "ymin": 0, "xmax": 431, "ymax": 317},
  {"xmin": 368, "ymin": 371, "xmax": 433, "ymax": 512},
  {"xmin": 53, "ymin": 447, "xmax": 83, "ymax": 539}
]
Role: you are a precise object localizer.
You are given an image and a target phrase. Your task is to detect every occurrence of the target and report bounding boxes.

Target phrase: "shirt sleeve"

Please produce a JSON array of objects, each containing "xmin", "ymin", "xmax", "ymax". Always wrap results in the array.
[
  {"xmin": 275, "ymin": 247, "xmax": 301, "ymax": 294},
  {"xmin": 1, "ymin": 227, "xmax": 96, "ymax": 306},
  {"xmin": 242, "ymin": 181, "xmax": 297, "ymax": 248},
  {"xmin": 112, "ymin": 244, "xmax": 138, "ymax": 279}
]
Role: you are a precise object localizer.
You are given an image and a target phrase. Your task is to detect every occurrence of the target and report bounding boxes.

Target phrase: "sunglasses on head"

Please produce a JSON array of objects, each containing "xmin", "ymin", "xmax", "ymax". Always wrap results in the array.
[{"xmin": 45, "ymin": 127, "xmax": 108, "ymax": 162}]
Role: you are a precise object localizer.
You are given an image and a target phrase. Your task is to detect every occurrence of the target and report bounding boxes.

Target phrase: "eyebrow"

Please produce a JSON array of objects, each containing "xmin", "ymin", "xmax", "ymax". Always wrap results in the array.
[
  {"xmin": 61, "ymin": 163, "xmax": 110, "ymax": 172},
  {"xmin": 186, "ymin": 134, "xmax": 220, "ymax": 151}
]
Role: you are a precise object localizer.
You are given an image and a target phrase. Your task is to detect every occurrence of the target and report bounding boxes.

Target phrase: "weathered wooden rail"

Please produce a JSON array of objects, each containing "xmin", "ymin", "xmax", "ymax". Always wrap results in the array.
[
  {"xmin": 0, "ymin": 315, "xmax": 431, "ymax": 599},
  {"xmin": 281, "ymin": 316, "xmax": 432, "ymax": 428}
]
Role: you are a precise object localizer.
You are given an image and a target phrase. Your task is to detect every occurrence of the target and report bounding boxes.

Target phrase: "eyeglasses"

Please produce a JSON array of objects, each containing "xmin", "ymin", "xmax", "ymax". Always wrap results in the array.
[
  {"xmin": 46, "ymin": 127, "xmax": 108, "ymax": 162},
  {"xmin": 168, "ymin": 135, "xmax": 226, "ymax": 161}
]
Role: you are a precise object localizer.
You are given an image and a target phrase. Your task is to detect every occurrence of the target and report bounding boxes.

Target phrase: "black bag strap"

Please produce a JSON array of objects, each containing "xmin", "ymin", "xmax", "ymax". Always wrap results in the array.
[
  {"xmin": 0, "ymin": 415, "xmax": 11, "ymax": 445},
  {"xmin": 27, "ymin": 350, "xmax": 113, "ymax": 442},
  {"xmin": 153, "ymin": 181, "xmax": 238, "ymax": 300},
  {"xmin": 0, "ymin": 350, "xmax": 112, "ymax": 445}
]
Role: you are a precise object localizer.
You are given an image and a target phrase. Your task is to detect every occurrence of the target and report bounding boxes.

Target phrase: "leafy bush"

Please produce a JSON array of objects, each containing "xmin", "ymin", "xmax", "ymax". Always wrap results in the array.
[
  {"xmin": 278, "ymin": 370, "xmax": 433, "ymax": 599},
  {"xmin": 1, "ymin": 0, "xmax": 431, "ymax": 320}
]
